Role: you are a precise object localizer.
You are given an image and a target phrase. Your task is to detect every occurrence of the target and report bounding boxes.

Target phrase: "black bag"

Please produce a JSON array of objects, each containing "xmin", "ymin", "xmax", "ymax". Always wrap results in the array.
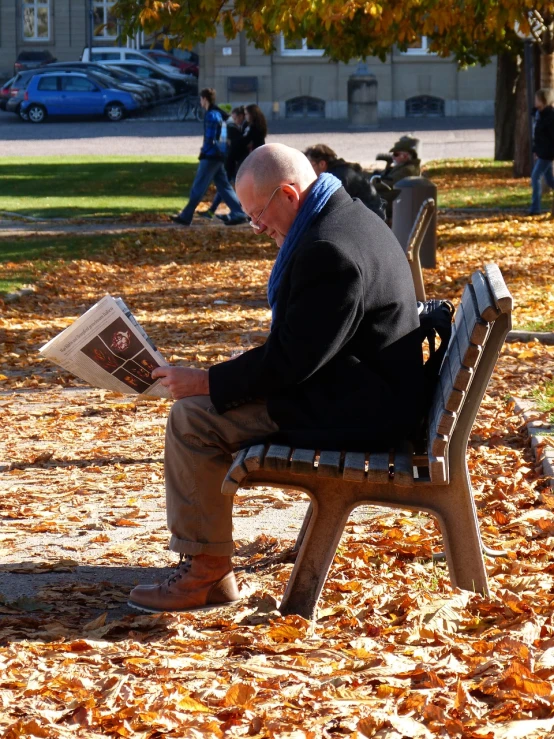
[{"xmin": 418, "ymin": 298, "xmax": 455, "ymax": 411}]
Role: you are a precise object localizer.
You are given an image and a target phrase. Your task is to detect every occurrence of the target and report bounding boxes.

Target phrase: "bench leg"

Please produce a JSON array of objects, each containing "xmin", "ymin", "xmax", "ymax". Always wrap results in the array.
[
  {"xmin": 292, "ymin": 501, "xmax": 313, "ymax": 553},
  {"xmin": 279, "ymin": 493, "xmax": 351, "ymax": 619},
  {"xmin": 433, "ymin": 464, "xmax": 489, "ymax": 597}
]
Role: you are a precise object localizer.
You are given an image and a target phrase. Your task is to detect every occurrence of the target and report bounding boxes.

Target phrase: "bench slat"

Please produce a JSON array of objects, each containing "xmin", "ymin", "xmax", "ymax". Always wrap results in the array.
[
  {"xmin": 484, "ymin": 263, "xmax": 513, "ymax": 314},
  {"xmin": 367, "ymin": 451, "xmax": 390, "ymax": 482},
  {"xmin": 343, "ymin": 451, "xmax": 366, "ymax": 481},
  {"xmin": 221, "ymin": 474, "xmax": 240, "ymax": 497},
  {"xmin": 472, "ymin": 269, "xmax": 500, "ymax": 321},
  {"xmin": 447, "ymin": 338, "xmax": 473, "ymax": 392},
  {"xmin": 392, "ymin": 444, "xmax": 414, "ymax": 486},
  {"xmin": 440, "ymin": 371, "xmax": 465, "ymax": 413},
  {"xmin": 222, "ymin": 448, "xmax": 249, "ymax": 496},
  {"xmin": 459, "ymin": 284, "xmax": 489, "ymax": 345},
  {"xmin": 318, "ymin": 450, "xmax": 342, "ymax": 478},
  {"xmin": 430, "ymin": 434, "xmax": 448, "ymax": 458},
  {"xmin": 264, "ymin": 445, "xmax": 291, "ymax": 470},
  {"xmin": 228, "ymin": 448, "xmax": 249, "ymax": 482},
  {"xmin": 244, "ymin": 444, "xmax": 267, "ymax": 472},
  {"xmin": 455, "ymin": 306, "xmax": 482, "ymax": 368},
  {"xmin": 428, "ymin": 455, "xmax": 447, "ymax": 484},
  {"xmin": 435, "ymin": 408, "xmax": 456, "ymax": 436},
  {"xmin": 291, "ymin": 448, "xmax": 317, "ymax": 475}
]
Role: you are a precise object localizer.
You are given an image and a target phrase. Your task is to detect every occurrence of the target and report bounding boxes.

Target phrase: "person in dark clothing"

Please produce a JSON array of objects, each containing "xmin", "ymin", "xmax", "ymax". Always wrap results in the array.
[
  {"xmin": 170, "ymin": 88, "xmax": 248, "ymax": 226},
  {"xmin": 242, "ymin": 104, "xmax": 267, "ymax": 155},
  {"xmin": 371, "ymin": 137, "xmax": 422, "ymax": 221},
  {"xmin": 128, "ymin": 143, "xmax": 424, "ymax": 614},
  {"xmin": 216, "ymin": 104, "xmax": 268, "ymax": 224},
  {"xmin": 304, "ymin": 144, "xmax": 386, "ymax": 220},
  {"xmin": 202, "ymin": 106, "xmax": 247, "ymax": 220},
  {"xmin": 530, "ymin": 88, "xmax": 554, "ymax": 215}
]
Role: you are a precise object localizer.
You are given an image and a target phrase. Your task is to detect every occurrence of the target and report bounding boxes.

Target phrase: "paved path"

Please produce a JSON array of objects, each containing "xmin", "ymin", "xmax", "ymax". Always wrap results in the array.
[{"xmin": 0, "ymin": 115, "xmax": 494, "ymax": 167}]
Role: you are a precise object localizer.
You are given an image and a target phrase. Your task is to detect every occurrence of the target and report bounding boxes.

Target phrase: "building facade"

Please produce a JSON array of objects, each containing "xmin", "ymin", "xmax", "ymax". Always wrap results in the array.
[
  {"xmin": 0, "ymin": 0, "xmax": 119, "ymax": 80},
  {"xmin": 200, "ymin": 32, "xmax": 496, "ymax": 120},
  {"xmin": 0, "ymin": 1, "xmax": 496, "ymax": 120}
]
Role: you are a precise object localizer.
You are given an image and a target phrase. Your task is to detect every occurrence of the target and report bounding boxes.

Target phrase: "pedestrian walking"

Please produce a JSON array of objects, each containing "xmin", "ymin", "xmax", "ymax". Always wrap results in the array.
[
  {"xmin": 216, "ymin": 104, "xmax": 268, "ymax": 223},
  {"xmin": 530, "ymin": 88, "xmax": 554, "ymax": 215},
  {"xmin": 170, "ymin": 88, "xmax": 248, "ymax": 226},
  {"xmin": 201, "ymin": 106, "xmax": 247, "ymax": 220}
]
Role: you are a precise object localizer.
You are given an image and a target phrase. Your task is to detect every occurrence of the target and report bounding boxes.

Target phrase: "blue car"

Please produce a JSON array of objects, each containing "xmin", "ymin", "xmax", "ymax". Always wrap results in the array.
[{"xmin": 20, "ymin": 71, "xmax": 141, "ymax": 123}]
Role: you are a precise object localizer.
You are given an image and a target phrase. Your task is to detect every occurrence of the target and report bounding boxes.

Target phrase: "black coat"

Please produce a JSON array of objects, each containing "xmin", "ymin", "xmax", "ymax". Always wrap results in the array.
[
  {"xmin": 224, "ymin": 122, "xmax": 246, "ymax": 180},
  {"xmin": 209, "ymin": 188, "xmax": 425, "ymax": 449},
  {"xmin": 533, "ymin": 106, "xmax": 554, "ymax": 160},
  {"xmin": 328, "ymin": 159, "xmax": 386, "ymax": 220},
  {"xmin": 242, "ymin": 123, "xmax": 266, "ymax": 156}
]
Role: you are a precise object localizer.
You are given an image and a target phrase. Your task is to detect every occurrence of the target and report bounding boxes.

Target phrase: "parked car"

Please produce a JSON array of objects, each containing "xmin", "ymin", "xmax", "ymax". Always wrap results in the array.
[
  {"xmin": 0, "ymin": 77, "xmax": 15, "ymax": 110},
  {"xmin": 4, "ymin": 70, "xmax": 41, "ymax": 119},
  {"xmin": 104, "ymin": 60, "xmax": 196, "ymax": 96},
  {"xmin": 141, "ymin": 43, "xmax": 199, "ymax": 66},
  {"xmin": 44, "ymin": 63, "xmax": 154, "ymax": 106},
  {"xmin": 143, "ymin": 49, "xmax": 198, "ymax": 77},
  {"xmin": 81, "ymin": 46, "xmax": 158, "ymax": 66},
  {"xmin": 97, "ymin": 63, "xmax": 173, "ymax": 99},
  {"xmin": 45, "ymin": 61, "xmax": 161, "ymax": 100},
  {"xmin": 82, "ymin": 63, "xmax": 162, "ymax": 99},
  {"xmin": 14, "ymin": 50, "xmax": 57, "ymax": 75},
  {"xmin": 80, "ymin": 46, "xmax": 192, "ymax": 93},
  {"xmin": 19, "ymin": 72, "xmax": 141, "ymax": 123}
]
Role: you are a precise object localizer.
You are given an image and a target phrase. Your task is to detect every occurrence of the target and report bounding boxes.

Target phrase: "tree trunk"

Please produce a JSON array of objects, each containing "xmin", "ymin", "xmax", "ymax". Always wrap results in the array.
[
  {"xmin": 513, "ymin": 62, "xmax": 531, "ymax": 178},
  {"xmin": 540, "ymin": 51, "xmax": 554, "ymax": 88},
  {"xmin": 494, "ymin": 52, "xmax": 519, "ymax": 160}
]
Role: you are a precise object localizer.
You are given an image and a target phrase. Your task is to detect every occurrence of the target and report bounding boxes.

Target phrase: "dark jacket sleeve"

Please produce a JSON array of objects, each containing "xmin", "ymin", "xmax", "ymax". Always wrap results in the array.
[
  {"xmin": 242, "ymin": 124, "xmax": 266, "ymax": 153},
  {"xmin": 209, "ymin": 240, "xmax": 364, "ymax": 412}
]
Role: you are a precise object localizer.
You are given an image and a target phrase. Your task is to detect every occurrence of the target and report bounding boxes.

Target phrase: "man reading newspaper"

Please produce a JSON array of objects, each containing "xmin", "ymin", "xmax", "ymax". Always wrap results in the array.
[{"xmin": 128, "ymin": 143, "xmax": 424, "ymax": 613}]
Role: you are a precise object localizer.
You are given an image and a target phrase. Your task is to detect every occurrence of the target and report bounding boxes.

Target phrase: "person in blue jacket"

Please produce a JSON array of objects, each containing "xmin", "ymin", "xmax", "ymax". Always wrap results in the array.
[
  {"xmin": 530, "ymin": 88, "xmax": 554, "ymax": 215},
  {"xmin": 171, "ymin": 88, "xmax": 248, "ymax": 226}
]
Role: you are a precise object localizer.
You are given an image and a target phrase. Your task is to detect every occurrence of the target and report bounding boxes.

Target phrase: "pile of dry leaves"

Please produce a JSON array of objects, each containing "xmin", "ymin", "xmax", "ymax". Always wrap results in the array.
[{"xmin": 0, "ymin": 213, "xmax": 554, "ymax": 738}]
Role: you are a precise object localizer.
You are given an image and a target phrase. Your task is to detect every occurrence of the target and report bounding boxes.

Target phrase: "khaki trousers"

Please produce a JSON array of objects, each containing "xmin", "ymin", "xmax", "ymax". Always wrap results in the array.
[{"xmin": 164, "ymin": 395, "xmax": 279, "ymax": 556}]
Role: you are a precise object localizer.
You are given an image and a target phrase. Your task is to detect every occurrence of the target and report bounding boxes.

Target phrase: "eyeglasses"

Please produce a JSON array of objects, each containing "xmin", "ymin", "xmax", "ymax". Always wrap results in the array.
[{"xmin": 249, "ymin": 184, "xmax": 293, "ymax": 231}]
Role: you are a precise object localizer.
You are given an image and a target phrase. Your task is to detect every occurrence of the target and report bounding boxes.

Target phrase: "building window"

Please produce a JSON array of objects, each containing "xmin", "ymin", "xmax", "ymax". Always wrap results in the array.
[
  {"xmin": 280, "ymin": 35, "xmax": 324, "ymax": 57},
  {"xmin": 93, "ymin": 0, "xmax": 117, "ymax": 39},
  {"xmin": 401, "ymin": 36, "xmax": 434, "ymax": 55},
  {"xmin": 286, "ymin": 96, "xmax": 325, "ymax": 118},
  {"xmin": 23, "ymin": 0, "xmax": 50, "ymax": 41},
  {"xmin": 406, "ymin": 95, "xmax": 445, "ymax": 117}
]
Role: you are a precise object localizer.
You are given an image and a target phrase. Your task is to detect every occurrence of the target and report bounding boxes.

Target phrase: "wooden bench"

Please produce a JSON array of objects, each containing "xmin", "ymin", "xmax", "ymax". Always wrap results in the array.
[
  {"xmin": 222, "ymin": 263, "xmax": 513, "ymax": 619},
  {"xmin": 404, "ymin": 197, "xmax": 435, "ymax": 302}
]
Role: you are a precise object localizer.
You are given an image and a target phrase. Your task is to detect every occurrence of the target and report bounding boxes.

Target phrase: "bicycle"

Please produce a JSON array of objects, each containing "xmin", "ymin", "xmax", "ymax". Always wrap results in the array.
[{"xmin": 178, "ymin": 95, "xmax": 205, "ymax": 122}]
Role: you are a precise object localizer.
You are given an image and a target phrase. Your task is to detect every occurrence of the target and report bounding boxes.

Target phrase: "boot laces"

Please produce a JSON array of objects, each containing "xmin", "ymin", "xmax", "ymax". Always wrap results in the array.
[{"xmin": 166, "ymin": 553, "xmax": 193, "ymax": 585}]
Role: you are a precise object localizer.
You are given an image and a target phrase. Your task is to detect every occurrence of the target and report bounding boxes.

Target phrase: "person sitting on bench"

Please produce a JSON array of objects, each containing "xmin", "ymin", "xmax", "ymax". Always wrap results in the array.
[{"xmin": 128, "ymin": 143, "xmax": 425, "ymax": 614}]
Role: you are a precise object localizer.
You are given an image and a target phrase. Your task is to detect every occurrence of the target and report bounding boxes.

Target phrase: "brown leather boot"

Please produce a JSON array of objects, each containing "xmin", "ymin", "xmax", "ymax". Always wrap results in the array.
[{"xmin": 128, "ymin": 553, "xmax": 240, "ymax": 613}]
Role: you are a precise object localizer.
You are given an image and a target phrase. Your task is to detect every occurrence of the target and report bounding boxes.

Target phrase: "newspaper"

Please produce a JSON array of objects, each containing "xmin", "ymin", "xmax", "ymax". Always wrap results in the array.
[{"xmin": 40, "ymin": 295, "xmax": 172, "ymax": 398}]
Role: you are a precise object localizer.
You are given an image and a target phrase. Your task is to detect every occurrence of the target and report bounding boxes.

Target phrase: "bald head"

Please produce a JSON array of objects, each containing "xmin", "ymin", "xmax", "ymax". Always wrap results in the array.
[{"xmin": 236, "ymin": 143, "xmax": 317, "ymax": 196}]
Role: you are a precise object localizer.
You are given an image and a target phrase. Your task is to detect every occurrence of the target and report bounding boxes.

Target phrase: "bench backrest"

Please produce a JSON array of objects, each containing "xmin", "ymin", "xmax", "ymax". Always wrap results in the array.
[
  {"xmin": 405, "ymin": 197, "xmax": 435, "ymax": 302},
  {"xmin": 426, "ymin": 263, "xmax": 512, "ymax": 483}
]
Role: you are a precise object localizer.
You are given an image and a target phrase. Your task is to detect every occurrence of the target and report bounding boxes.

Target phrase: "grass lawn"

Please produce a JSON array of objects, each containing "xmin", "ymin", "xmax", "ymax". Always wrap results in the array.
[
  {"xmin": 425, "ymin": 158, "xmax": 540, "ymax": 210},
  {"xmin": 0, "ymin": 156, "xmax": 546, "ymax": 218},
  {"xmin": 0, "ymin": 233, "xmax": 115, "ymax": 293},
  {"xmin": 0, "ymin": 156, "xmax": 198, "ymax": 220}
]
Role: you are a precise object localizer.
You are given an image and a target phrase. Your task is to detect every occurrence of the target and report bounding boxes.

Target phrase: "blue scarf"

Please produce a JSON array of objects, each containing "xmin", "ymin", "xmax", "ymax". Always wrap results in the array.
[{"xmin": 267, "ymin": 173, "xmax": 342, "ymax": 319}]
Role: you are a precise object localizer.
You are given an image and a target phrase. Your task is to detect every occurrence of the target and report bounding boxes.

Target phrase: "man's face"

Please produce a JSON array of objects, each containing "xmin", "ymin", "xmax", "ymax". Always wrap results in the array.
[
  {"xmin": 237, "ymin": 176, "xmax": 300, "ymax": 247},
  {"xmin": 200, "ymin": 96, "xmax": 209, "ymax": 110},
  {"xmin": 392, "ymin": 150, "xmax": 411, "ymax": 165},
  {"xmin": 308, "ymin": 157, "xmax": 327, "ymax": 176}
]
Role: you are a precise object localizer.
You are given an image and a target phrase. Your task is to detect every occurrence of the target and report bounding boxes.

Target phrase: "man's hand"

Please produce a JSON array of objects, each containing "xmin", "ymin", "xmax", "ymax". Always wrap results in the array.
[{"xmin": 152, "ymin": 366, "xmax": 209, "ymax": 399}]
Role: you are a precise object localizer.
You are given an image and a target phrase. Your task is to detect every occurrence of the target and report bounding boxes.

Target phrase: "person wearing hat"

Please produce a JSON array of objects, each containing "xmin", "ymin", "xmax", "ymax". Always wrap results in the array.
[{"xmin": 372, "ymin": 137, "xmax": 421, "ymax": 221}]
